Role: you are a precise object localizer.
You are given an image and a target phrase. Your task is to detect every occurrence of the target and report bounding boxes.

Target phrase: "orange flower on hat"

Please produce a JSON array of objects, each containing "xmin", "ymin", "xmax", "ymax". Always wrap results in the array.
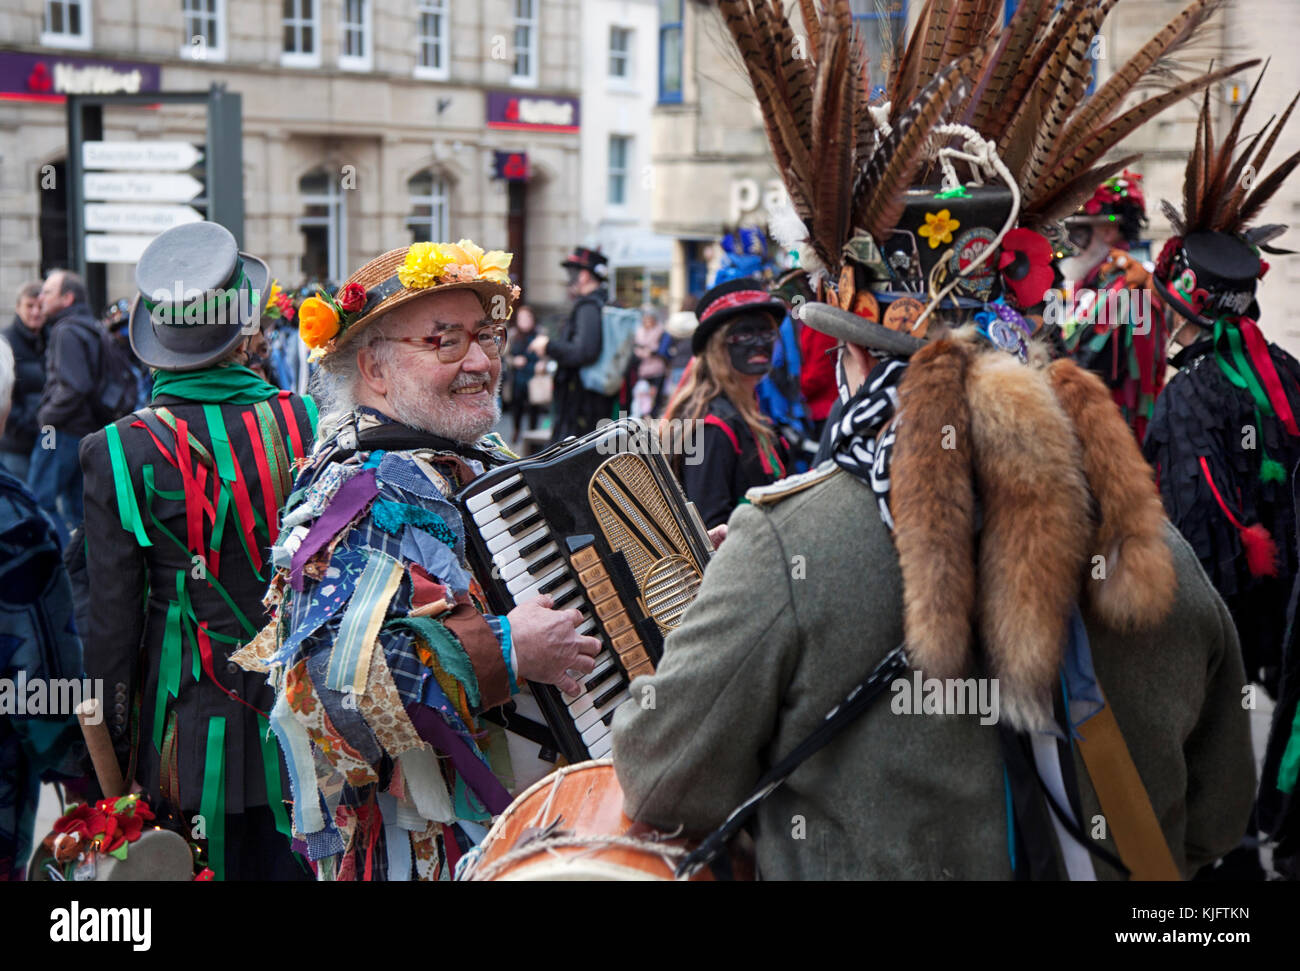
[
  {"xmin": 919, "ymin": 209, "xmax": 960, "ymax": 250},
  {"xmin": 298, "ymin": 296, "xmax": 340, "ymax": 349}
]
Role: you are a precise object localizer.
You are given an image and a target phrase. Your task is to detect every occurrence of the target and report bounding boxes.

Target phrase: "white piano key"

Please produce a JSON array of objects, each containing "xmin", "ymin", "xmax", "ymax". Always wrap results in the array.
[
  {"xmin": 581, "ymin": 704, "xmax": 625, "ymax": 745},
  {"xmin": 510, "ymin": 564, "xmax": 571, "ymax": 602},
  {"xmin": 465, "ymin": 475, "xmax": 523, "ymax": 513},
  {"xmin": 489, "ymin": 525, "xmax": 550, "ymax": 570},
  {"xmin": 587, "ymin": 733, "xmax": 614, "ymax": 760},
  {"xmin": 478, "ymin": 502, "xmax": 540, "ymax": 542},
  {"xmin": 500, "ymin": 543, "xmax": 561, "ymax": 583}
]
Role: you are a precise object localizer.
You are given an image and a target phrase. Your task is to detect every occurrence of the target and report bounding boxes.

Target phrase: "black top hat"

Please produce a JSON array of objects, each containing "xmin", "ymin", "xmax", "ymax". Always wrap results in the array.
[
  {"xmin": 692, "ymin": 277, "xmax": 786, "ymax": 355},
  {"xmin": 1152, "ymin": 230, "xmax": 1261, "ymax": 328},
  {"xmin": 128, "ymin": 222, "xmax": 270, "ymax": 372},
  {"xmin": 561, "ymin": 246, "xmax": 609, "ymax": 279}
]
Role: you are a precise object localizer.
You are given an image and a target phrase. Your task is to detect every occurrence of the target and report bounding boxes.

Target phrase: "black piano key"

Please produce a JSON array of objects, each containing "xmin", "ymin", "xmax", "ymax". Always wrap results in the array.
[
  {"xmin": 529, "ymin": 550, "xmax": 562, "ymax": 574},
  {"xmin": 499, "ymin": 495, "xmax": 532, "ymax": 519},
  {"xmin": 553, "ymin": 587, "xmax": 582, "ymax": 609},
  {"xmin": 507, "ymin": 513, "xmax": 543, "ymax": 537},
  {"xmin": 518, "ymin": 535, "xmax": 551, "ymax": 558},
  {"xmin": 538, "ymin": 573, "xmax": 569, "ymax": 595},
  {"xmin": 594, "ymin": 680, "xmax": 629, "ymax": 710},
  {"xmin": 585, "ymin": 664, "xmax": 618, "ymax": 692},
  {"xmin": 602, "ymin": 709, "xmax": 618, "ymax": 727},
  {"xmin": 490, "ymin": 480, "xmax": 527, "ymax": 503}
]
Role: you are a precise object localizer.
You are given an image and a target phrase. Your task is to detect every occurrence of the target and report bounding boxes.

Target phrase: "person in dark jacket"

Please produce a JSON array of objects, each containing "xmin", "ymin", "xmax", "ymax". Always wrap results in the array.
[
  {"xmin": 75, "ymin": 222, "xmax": 316, "ymax": 880},
  {"xmin": 0, "ymin": 337, "xmax": 85, "ymax": 880},
  {"xmin": 29, "ymin": 271, "xmax": 100, "ymax": 540},
  {"xmin": 506, "ymin": 303, "xmax": 542, "ymax": 439},
  {"xmin": 530, "ymin": 247, "xmax": 613, "ymax": 442},
  {"xmin": 660, "ymin": 277, "xmax": 789, "ymax": 529},
  {"xmin": 0, "ymin": 282, "xmax": 46, "ymax": 481}
]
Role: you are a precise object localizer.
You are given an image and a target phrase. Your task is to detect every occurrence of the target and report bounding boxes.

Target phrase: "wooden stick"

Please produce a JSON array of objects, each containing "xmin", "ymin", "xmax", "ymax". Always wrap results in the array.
[{"xmin": 76, "ymin": 699, "xmax": 126, "ymax": 799}]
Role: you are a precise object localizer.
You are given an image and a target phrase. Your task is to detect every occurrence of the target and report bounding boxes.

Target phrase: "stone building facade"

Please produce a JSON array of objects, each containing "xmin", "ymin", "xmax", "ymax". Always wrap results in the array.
[{"xmin": 1, "ymin": 0, "xmax": 586, "ymax": 312}]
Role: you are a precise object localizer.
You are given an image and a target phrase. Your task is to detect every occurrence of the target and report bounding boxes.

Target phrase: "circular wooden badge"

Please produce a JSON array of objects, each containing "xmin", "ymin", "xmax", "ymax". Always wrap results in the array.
[
  {"xmin": 883, "ymin": 297, "xmax": 926, "ymax": 337},
  {"xmin": 851, "ymin": 289, "xmax": 880, "ymax": 322}
]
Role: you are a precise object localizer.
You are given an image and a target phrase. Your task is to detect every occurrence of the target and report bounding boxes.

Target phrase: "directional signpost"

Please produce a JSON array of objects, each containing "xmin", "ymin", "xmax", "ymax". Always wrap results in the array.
[{"xmin": 67, "ymin": 87, "xmax": 243, "ymax": 308}]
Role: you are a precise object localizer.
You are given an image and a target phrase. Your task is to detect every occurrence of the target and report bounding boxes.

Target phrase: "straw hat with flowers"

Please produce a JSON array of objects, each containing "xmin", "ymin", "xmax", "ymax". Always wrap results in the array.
[{"xmin": 298, "ymin": 239, "xmax": 521, "ymax": 361}]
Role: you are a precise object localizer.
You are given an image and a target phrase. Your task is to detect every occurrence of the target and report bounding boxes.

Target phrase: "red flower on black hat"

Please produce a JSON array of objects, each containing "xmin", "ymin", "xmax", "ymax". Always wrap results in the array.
[
  {"xmin": 337, "ymin": 283, "xmax": 367, "ymax": 313},
  {"xmin": 998, "ymin": 228, "xmax": 1054, "ymax": 308}
]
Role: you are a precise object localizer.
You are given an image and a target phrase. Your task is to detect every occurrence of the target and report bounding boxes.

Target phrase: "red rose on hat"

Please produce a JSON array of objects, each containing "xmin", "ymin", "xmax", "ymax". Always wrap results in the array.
[
  {"xmin": 998, "ymin": 228, "xmax": 1054, "ymax": 308},
  {"xmin": 338, "ymin": 283, "xmax": 367, "ymax": 313}
]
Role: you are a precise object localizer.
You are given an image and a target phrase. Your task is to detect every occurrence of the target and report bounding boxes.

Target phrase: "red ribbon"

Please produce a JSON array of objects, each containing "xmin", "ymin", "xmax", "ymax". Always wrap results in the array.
[
  {"xmin": 278, "ymin": 392, "xmax": 304, "ymax": 466},
  {"xmin": 242, "ymin": 411, "xmax": 280, "ymax": 547},
  {"xmin": 700, "ymin": 290, "xmax": 773, "ymax": 323},
  {"xmin": 1238, "ymin": 317, "xmax": 1300, "ymax": 436}
]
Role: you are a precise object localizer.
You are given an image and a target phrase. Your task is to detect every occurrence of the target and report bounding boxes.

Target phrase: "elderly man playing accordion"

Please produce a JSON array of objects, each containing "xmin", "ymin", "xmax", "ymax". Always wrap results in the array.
[{"xmin": 236, "ymin": 241, "xmax": 599, "ymax": 881}]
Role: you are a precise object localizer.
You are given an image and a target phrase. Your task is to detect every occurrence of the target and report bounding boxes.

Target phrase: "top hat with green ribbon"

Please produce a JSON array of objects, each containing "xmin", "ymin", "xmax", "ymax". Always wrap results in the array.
[{"xmin": 128, "ymin": 221, "xmax": 270, "ymax": 372}]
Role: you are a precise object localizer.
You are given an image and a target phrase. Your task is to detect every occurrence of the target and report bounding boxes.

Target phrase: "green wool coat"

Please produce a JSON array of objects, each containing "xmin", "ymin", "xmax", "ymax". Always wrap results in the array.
[{"xmin": 611, "ymin": 466, "xmax": 1256, "ymax": 880}]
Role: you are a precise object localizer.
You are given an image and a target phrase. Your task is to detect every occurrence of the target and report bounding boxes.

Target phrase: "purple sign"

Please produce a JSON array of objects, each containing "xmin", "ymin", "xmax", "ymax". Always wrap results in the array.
[
  {"xmin": 0, "ymin": 51, "xmax": 160, "ymax": 103},
  {"xmin": 486, "ymin": 90, "xmax": 580, "ymax": 132}
]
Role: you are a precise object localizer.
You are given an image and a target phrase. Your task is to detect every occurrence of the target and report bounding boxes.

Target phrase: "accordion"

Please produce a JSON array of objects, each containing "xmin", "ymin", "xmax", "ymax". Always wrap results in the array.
[{"xmin": 455, "ymin": 419, "xmax": 714, "ymax": 763}]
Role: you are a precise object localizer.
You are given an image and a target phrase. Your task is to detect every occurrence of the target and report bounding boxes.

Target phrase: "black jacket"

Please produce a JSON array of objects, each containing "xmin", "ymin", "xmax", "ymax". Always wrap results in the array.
[
  {"xmin": 683, "ymin": 395, "xmax": 789, "ymax": 529},
  {"xmin": 1, "ymin": 316, "xmax": 46, "ymax": 455},
  {"xmin": 76, "ymin": 392, "xmax": 315, "ymax": 814},
  {"xmin": 38, "ymin": 302, "xmax": 102, "ymax": 438},
  {"xmin": 549, "ymin": 287, "xmax": 614, "ymax": 441}
]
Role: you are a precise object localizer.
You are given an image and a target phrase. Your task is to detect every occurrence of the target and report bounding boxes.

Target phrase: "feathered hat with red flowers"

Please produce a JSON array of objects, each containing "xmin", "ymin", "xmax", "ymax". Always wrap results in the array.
[
  {"xmin": 715, "ymin": 0, "xmax": 1254, "ymax": 361},
  {"xmin": 1066, "ymin": 170, "xmax": 1149, "ymax": 247}
]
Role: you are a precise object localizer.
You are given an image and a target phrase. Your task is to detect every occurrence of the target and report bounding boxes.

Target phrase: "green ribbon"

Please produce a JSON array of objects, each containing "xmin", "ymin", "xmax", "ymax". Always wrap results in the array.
[
  {"xmin": 141, "ymin": 264, "xmax": 247, "ymax": 318},
  {"xmin": 154, "ymin": 600, "xmax": 182, "ymax": 751},
  {"xmin": 258, "ymin": 714, "xmax": 294, "ymax": 843},
  {"xmin": 201, "ymin": 716, "xmax": 227, "ymax": 881},
  {"xmin": 105, "ymin": 424, "xmax": 151, "ymax": 547},
  {"xmin": 1214, "ymin": 318, "xmax": 1275, "ymax": 418},
  {"xmin": 303, "ymin": 395, "xmax": 319, "ymax": 438},
  {"xmin": 204, "ymin": 404, "xmax": 238, "ymax": 482},
  {"xmin": 151, "ymin": 364, "xmax": 281, "ymax": 405}
]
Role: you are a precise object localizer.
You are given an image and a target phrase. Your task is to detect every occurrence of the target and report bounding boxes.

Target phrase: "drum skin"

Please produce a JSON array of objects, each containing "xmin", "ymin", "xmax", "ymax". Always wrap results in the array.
[{"xmin": 468, "ymin": 759, "xmax": 717, "ymax": 881}]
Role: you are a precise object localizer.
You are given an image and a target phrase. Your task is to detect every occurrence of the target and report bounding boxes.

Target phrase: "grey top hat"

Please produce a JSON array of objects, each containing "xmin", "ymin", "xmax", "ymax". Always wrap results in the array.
[
  {"xmin": 128, "ymin": 221, "xmax": 270, "ymax": 372},
  {"xmin": 799, "ymin": 302, "xmax": 926, "ymax": 357}
]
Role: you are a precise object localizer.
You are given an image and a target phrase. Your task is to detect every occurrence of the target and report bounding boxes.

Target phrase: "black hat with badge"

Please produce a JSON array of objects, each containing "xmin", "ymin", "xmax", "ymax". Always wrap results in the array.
[
  {"xmin": 691, "ymin": 277, "xmax": 787, "ymax": 355},
  {"xmin": 129, "ymin": 221, "xmax": 270, "ymax": 372},
  {"xmin": 1151, "ymin": 230, "xmax": 1262, "ymax": 328},
  {"xmin": 561, "ymin": 246, "xmax": 609, "ymax": 280}
]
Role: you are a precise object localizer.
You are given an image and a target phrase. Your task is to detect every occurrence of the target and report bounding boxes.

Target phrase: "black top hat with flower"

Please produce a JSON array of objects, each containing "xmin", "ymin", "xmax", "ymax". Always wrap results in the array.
[{"xmin": 719, "ymin": 0, "xmax": 1253, "ymax": 362}]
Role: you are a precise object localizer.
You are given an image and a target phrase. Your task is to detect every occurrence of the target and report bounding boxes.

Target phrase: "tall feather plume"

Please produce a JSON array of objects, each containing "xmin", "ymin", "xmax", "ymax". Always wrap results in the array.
[
  {"xmin": 1029, "ymin": 60, "xmax": 1259, "ymax": 222},
  {"xmin": 1019, "ymin": 0, "xmax": 1120, "ymax": 200},
  {"xmin": 1216, "ymin": 87, "xmax": 1300, "ymax": 232},
  {"xmin": 854, "ymin": 47, "xmax": 985, "ymax": 242},
  {"xmin": 810, "ymin": 1, "xmax": 856, "ymax": 264},
  {"xmin": 986, "ymin": 0, "xmax": 1087, "ymax": 144},
  {"xmin": 1061, "ymin": 0, "xmax": 1229, "ymax": 151},
  {"xmin": 1180, "ymin": 85, "xmax": 1212, "ymax": 230},
  {"xmin": 1200, "ymin": 67, "xmax": 1267, "ymax": 222},
  {"xmin": 796, "ymin": 0, "xmax": 821, "ymax": 66},
  {"xmin": 967, "ymin": 0, "xmax": 1049, "ymax": 133}
]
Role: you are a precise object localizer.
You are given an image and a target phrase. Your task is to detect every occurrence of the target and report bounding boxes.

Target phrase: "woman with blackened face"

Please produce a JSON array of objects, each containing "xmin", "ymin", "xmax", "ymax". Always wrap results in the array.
[{"xmin": 660, "ymin": 278, "xmax": 789, "ymax": 529}]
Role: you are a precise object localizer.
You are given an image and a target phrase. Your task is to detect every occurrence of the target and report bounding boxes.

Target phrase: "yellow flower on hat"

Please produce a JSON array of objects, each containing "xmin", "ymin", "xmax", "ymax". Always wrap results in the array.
[
  {"xmin": 399, "ymin": 242, "xmax": 455, "ymax": 289},
  {"xmin": 919, "ymin": 209, "xmax": 960, "ymax": 249}
]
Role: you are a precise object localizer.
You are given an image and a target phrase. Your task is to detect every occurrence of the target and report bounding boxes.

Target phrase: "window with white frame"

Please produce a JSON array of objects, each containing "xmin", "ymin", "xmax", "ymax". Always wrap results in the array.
[
  {"xmin": 181, "ymin": 0, "xmax": 225, "ymax": 61},
  {"xmin": 43, "ymin": 0, "xmax": 91, "ymax": 49},
  {"xmin": 658, "ymin": 0, "xmax": 682, "ymax": 104},
  {"xmin": 511, "ymin": 0, "xmax": 538, "ymax": 86},
  {"xmin": 417, "ymin": 0, "xmax": 449, "ymax": 79},
  {"xmin": 299, "ymin": 168, "xmax": 346, "ymax": 284},
  {"xmin": 282, "ymin": 0, "xmax": 320, "ymax": 66},
  {"xmin": 340, "ymin": 0, "xmax": 371, "ymax": 70},
  {"xmin": 406, "ymin": 170, "xmax": 451, "ymax": 244},
  {"xmin": 609, "ymin": 26, "xmax": 632, "ymax": 79},
  {"xmin": 608, "ymin": 135, "xmax": 631, "ymax": 207}
]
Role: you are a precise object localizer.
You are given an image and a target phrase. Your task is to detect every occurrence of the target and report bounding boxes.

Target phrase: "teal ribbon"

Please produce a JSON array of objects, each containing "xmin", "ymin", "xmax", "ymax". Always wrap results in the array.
[{"xmin": 105, "ymin": 424, "xmax": 152, "ymax": 547}]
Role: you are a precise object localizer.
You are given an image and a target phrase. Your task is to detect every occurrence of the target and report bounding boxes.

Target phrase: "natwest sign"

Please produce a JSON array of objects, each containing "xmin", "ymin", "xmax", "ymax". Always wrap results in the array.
[
  {"xmin": 486, "ymin": 91, "xmax": 580, "ymax": 132},
  {"xmin": 0, "ymin": 52, "xmax": 160, "ymax": 103}
]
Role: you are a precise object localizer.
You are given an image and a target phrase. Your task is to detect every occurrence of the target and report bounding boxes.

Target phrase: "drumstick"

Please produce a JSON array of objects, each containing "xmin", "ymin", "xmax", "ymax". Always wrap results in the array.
[{"xmin": 76, "ymin": 699, "xmax": 127, "ymax": 799}]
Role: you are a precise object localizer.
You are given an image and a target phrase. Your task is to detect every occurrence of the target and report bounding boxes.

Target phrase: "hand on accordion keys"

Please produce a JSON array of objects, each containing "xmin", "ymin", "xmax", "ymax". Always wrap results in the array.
[{"xmin": 508, "ymin": 594, "xmax": 603, "ymax": 696}]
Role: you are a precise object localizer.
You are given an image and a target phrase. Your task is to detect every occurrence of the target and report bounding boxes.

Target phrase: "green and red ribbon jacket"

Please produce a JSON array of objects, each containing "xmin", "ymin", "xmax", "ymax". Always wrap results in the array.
[{"xmin": 75, "ymin": 364, "xmax": 316, "ymax": 879}]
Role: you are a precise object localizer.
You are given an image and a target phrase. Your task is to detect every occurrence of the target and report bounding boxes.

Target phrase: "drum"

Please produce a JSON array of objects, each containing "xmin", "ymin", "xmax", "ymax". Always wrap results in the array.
[{"xmin": 460, "ymin": 759, "xmax": 723, "ymax": 881}]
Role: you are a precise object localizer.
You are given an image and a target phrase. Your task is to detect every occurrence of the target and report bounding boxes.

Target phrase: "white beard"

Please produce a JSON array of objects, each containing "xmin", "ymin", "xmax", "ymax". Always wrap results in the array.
[{"xmin": 386, "ymin": 369, "xmax": 501, "ymax": 443}]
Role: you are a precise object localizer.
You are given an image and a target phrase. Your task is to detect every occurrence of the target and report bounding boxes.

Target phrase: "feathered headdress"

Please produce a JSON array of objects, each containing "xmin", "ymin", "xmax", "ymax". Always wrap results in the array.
[{"xmin": 718, "ymin": 0, "xmax": 1256, "ymax": 290}]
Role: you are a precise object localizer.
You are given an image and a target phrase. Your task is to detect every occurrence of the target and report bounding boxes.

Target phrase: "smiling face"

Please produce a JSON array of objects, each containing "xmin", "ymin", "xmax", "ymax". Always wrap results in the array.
[{"xmin": 357, "ymin": 288, "xmax": 503, "ymax": 442}]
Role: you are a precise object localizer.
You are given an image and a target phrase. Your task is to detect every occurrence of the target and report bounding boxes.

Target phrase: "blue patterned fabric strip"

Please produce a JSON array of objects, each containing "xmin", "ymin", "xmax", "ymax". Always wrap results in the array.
[{"xmin": 399, "ymin": 525, "xmax": 472, "ymax": 595}]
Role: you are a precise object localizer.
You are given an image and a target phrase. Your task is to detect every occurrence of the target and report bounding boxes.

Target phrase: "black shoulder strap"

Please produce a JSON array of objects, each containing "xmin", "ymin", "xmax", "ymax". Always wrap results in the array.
[
  {"xmin": 674, "ymin": 645, "xmax": 908, "ymax": 879},
  {"xmin": 322, "ymin": 414, "xmax": 506, "ymax": 470}
]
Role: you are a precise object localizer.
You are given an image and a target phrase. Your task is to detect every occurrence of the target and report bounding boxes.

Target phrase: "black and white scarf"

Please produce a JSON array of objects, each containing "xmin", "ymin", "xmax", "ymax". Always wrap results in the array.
[{"xmin": 828, "ymin": 355, "xmax": 908, "ymax": 530}]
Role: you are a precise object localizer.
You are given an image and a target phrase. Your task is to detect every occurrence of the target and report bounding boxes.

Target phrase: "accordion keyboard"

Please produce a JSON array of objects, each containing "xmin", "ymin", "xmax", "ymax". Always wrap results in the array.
[{"xmin": 465, "ymin": 473, "xmax": 628, "ymax": 759}]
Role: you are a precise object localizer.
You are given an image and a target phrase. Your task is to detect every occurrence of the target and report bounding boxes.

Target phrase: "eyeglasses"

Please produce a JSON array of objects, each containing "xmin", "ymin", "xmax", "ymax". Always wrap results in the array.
[{"xmin": 382, "ymin": 324, "xmax": 508, "ymax": 364}]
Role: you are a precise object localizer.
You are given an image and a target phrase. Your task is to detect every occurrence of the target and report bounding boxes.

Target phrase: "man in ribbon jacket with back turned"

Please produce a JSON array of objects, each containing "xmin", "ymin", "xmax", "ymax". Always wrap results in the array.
[{"xmin": 76, "ymin": 222, "xmax": 317, "ymax": 880}]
